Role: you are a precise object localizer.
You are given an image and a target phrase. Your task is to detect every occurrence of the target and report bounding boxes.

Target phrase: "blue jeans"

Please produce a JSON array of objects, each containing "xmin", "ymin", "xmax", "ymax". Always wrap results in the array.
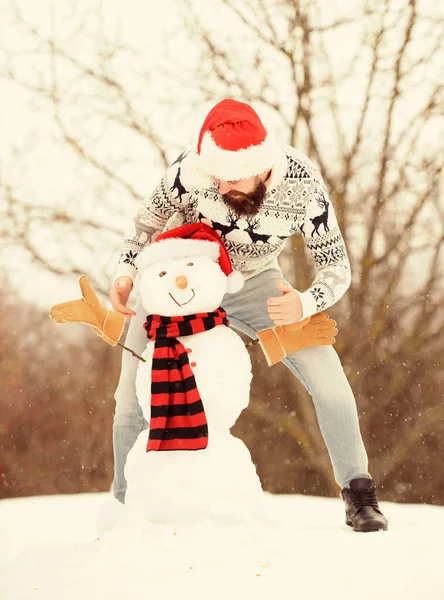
[{"xmin": 112, "ymin": 268, "xmax": 370, "ymax": 503}]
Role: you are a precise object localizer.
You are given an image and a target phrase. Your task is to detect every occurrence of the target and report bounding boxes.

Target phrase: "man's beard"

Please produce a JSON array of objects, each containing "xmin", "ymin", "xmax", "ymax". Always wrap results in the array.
[{"xmin": 221, "ymin": 181, "xmax": 267, "ymax": 218}]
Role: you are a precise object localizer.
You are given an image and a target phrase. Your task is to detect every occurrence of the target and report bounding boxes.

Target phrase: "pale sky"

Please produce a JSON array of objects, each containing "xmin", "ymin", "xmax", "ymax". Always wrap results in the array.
[{"xmin": 1, "ymin": 0, "xmax": 442, "ymax": 310}]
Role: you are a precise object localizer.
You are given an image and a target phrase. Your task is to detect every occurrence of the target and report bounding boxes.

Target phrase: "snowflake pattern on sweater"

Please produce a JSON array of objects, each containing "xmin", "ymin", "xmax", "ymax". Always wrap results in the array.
[{"xmin": 117, "ymin": 145, "xmax": 351, "ymax": 318}]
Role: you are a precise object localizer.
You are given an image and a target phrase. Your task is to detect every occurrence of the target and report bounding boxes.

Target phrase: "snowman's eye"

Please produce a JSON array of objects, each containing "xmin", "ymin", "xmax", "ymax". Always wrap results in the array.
[
  {"xmin": 187, "ymin": 262, "xmax": 194, "ymax": 266},
  {"xmin": 159, "ymin": 271, "xmax": 167, "ymax": 277}
]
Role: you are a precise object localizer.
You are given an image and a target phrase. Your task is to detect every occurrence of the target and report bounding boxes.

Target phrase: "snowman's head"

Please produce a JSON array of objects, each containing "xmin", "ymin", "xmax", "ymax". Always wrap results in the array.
[{"xmin": 136, "ymin": 226, "xmax": 244, "ymax": 316}]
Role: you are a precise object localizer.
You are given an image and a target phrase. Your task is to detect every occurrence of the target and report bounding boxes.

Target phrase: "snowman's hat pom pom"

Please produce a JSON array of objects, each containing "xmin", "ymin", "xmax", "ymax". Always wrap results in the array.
[
  {"xmin": 226, "ymin": 270, "xmax": 244, "ymax": 293},
  {"xmin": 136, "ymin": 223, "xmax": 244, "ymax": 294}
]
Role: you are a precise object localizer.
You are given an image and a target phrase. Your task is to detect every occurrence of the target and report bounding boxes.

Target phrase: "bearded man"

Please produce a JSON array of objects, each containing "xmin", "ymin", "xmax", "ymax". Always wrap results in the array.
[{"xmin": 109, "ymin": 98, "xmax": 388, "ymax": 533}]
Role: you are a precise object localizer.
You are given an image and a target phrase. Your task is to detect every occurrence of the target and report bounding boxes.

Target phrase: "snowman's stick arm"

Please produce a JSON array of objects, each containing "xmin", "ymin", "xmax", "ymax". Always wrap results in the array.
[
  {"xmin": 118, "ymin": 339, "xmax": 258, "ymax": 363},
  {"xmin": 117, "ymin": 342, "xmax": 147, "ymax": 362}
]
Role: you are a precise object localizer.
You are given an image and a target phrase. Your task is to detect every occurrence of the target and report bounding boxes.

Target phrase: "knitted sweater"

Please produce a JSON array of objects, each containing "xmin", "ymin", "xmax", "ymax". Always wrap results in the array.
[{"xmin": 116, "ymin": 144, "xmax": 351, "ymax": 319}]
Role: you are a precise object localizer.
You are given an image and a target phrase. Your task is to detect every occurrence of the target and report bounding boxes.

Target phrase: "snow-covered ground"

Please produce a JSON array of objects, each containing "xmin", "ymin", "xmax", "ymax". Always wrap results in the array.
[{"xmin": 0, "ymin": 492, "xmax": 442, "ymax": 600}]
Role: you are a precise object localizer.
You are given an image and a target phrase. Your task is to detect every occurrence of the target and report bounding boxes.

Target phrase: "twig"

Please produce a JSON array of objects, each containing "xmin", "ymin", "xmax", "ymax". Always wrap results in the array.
[
  {"xmin": 118, "ymin": 337, "xmax": 260, "ymax": 362},
  {"xmin": 117, "ymin": 342, "xmax": 146, "ymax": 362}
]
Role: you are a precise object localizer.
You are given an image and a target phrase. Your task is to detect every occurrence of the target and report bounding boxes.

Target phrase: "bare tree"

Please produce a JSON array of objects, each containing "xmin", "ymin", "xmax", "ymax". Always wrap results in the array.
[
  {"xmin": 0, "ymin": 0, "xmax": 192, "ymax": 293},
  {"xmin": 179, "ymin": 0, "xmax": 444, "ymax": 499},
  {"xmin": 0, "ymin": 0, "xmax": 443, "ymax": 501}
]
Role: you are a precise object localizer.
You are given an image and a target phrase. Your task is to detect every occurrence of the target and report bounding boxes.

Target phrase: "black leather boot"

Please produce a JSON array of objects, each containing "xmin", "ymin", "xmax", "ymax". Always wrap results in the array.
[{"xmin": 341, "ymin": 478, "xmax": 388, "ymax": 532}]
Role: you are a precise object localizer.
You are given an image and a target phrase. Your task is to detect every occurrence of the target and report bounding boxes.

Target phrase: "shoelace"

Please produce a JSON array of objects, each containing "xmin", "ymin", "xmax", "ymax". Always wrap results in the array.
[{"xmin": 351, "ymin": 488, "xmax": 380, "ymax": 511}]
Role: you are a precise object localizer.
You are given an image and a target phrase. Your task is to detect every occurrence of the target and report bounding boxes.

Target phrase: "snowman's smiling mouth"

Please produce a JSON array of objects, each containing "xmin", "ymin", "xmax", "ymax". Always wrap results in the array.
[{"xmin": 169, "ymin": 289, "xmax": 196, "ymax": 307}]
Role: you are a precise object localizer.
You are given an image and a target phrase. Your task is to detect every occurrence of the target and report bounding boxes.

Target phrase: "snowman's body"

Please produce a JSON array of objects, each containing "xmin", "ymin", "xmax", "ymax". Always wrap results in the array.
[
  {"xmin": 136, "ymin": 326, "xmax": 251, "ymax": 435},
  {"xmin": 123, "ymin": 240, "xmax": 263, "ymax": 524}
]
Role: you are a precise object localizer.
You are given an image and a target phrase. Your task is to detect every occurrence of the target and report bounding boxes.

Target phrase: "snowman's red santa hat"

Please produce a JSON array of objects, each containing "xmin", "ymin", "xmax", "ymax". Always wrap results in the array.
[
  {"xmin": 136, "ymin": 223, "xmax": 244, "ymax": 293},
  {"xmin": 195, "ymin": 98, "xmax": 280, "ymax": 184}
]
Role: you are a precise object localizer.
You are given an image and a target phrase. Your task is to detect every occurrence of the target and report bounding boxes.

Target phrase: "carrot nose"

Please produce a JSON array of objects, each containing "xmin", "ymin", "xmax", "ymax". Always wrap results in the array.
[{"xmin": 175, "ymin": 275, "xmax": 188, "ymax": 290}]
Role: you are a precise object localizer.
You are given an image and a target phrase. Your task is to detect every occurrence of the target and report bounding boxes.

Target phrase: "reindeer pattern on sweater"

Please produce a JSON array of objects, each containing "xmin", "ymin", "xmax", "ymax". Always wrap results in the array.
[{"xmin": 117, "ymin": 145, "xmax": 351, "ymax": 317}]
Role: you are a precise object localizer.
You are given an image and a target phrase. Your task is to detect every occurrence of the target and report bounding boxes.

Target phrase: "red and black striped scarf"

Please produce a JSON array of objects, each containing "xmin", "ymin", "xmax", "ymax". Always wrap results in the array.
[{"xmin": 144, "ymin": 308, "xmax": 229, "ymax": 452}]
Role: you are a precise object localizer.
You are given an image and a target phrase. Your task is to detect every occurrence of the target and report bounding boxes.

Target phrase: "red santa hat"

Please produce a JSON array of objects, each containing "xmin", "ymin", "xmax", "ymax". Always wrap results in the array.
[
  {"xmin": 196, "ymin": 99, "xmax": 280, "ymax": 183},
  {"xmin": 135, "ymin": 223, "xmax": 244, "ymax": 294}
]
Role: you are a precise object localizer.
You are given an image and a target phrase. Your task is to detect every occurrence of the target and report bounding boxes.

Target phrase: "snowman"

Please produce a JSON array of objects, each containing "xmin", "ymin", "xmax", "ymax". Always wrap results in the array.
[{"xmin": 123, "ymin": 223, "xmax": 263, "ymax": 524}]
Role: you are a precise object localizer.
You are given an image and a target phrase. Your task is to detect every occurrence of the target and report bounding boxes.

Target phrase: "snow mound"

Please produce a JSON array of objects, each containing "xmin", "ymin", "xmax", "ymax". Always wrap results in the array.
[{"xmin": 0, "ymin": 492, "xmax": 443, "ymax": 600}]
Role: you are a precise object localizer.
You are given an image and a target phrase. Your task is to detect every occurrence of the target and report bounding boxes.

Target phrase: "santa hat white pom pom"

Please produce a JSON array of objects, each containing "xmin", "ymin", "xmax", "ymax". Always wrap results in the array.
[{"xmin": 226, "ymin": 270, "xmax": 244, "ymax": 293}]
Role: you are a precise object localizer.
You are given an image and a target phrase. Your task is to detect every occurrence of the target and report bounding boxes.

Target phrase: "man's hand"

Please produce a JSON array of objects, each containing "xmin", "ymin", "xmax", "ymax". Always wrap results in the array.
[
  {"xmin": 110, "ymin": 276, "xmax": 137, "ymax": 317},
  {"xmin": 267, "ymin": 280, "xmax": 303, "ymax": 325}
]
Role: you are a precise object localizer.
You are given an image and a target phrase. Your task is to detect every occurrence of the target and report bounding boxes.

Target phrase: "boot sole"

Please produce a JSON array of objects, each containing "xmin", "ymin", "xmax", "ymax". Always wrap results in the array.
[{"xmin": 346, "ymin": 519, "xmax": 387, "ymax": 533}]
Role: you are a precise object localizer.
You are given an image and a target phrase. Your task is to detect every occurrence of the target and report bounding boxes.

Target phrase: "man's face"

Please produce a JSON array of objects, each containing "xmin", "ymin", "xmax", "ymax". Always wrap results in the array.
[
  {"xmin": 213, "ymin": 175, "xmax": 267, "ymax": 217},
  {"xmin": 214, "ymin": 175, "xmax": 258, "ymax": 196}
]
